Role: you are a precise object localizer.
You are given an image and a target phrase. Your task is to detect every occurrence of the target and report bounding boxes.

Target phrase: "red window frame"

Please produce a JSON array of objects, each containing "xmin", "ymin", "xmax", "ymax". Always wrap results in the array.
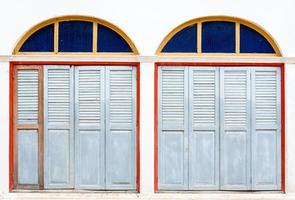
[
  {"xmin": 154, "ymin": 62, "xmax": 285, "ymax": 192},
  {"xmin": 9, "ymin": 61, "xmax": 140, "ymax": 192}
]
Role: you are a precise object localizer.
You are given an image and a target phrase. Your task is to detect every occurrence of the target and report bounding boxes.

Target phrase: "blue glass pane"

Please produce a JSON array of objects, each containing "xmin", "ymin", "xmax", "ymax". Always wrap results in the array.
[
  {"xmin": 58, "ymin": 21, "xmax": 93, "ymax": 52},
  {"xmin": 202, "ymin": 21, "xmax": 235, "ymax": 53},
  {"xmin": 20, "ymin": 24, "xmax": 54, "ymax": 52},
  {"xmin": 240, "ymin": 24, "xmax": 275, "ymax": 53},
  {"xmin": 162, "ymin": 24, "xmax": 197, "ymax": 53},
  {"xmin": 97, "ymin": 24, "xmax": 132, "ymax": 52}
]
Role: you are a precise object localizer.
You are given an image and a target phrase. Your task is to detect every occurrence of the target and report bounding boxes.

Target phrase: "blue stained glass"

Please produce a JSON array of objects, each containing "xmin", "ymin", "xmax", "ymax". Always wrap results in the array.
[
  {"xmin": 97, "ymin": 24, "xmax": 132, "ymax": 52},
  {"xmin": 162, "ymin": 24, "xmax": 197, "ymax": 53},
  {"xmin": 202, "ymin": 21, "xmax": 235, "ymax": 53},
  {"xmin": 58, "ymin": 21, "xmax": 93, "ymax": 52},
  {"xmin": 240, "ymin": 24, "xmax": 275, "ymax": 53},
  {"xmin": 19, "ymin": 24, "xmax": 54, "ymax": 52}
]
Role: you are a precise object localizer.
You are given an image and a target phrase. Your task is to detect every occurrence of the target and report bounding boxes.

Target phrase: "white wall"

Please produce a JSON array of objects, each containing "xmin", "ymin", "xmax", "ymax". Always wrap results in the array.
[
  {"xmin": 0, "ymin": 0, "xmax": 295, "ymax": 199},
  {"xmin": 0, "ymin": 0, "xmax": 294, "ymax": 56},
  {"xmin": 285, "ymin": 64, "xmax": 295, "ymax": 193},
  {"xmin": 0, "ymin": 63, "xmax": 10, "ymax": 196}
]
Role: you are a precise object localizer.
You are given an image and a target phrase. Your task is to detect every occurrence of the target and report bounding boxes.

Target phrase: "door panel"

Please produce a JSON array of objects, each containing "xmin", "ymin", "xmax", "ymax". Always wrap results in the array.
[
  {"xmin": 251, "ymin": 68, "xmax": 281, "ymax": 190},
  {"xmin": 18, "ymin": 130, "xmax": 38, "ymax": 184},
  {"xmin": 16, "ymin": 68, "xmax": 40, "ymax": 186},
  {"xmin": 163, "ymin": 130, "xmax": 185, "ymax": 185},
  {"xmin": 188, "ymin": 68, "xmax": 219, "ymax": 190},
  {"xmin": 107, "ymin": 130, "xmax": 133, "ymax": 185},
  {"xmin": 74, "ymin": 67, "xmax": 105, "ymax": 189},
  {"xmin": 106, "ymin": 67, "xmax": 136, "ymax": 189},
  {"xmin": 158, "ymin": 67, "xmax": 188, "ymax": 190},
  {"xmin": 190, "ymin": 130, "xmax": 217, "ymax": 188},
  {"xmin": 44, "ymin": 65, "xmax": 74, "ymax": 188},
  {"xmin": 220, "ymin": 68, "xmax": 251, "ymax": 190}
]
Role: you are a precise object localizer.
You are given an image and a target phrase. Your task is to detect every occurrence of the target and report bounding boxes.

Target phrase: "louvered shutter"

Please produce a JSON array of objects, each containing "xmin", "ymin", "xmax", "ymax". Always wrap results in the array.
[
  {"xmin": 16, "ymin": 69, "xmax": 39, "ymax": 185},
  {"xmin": 188, "ymin": 67, "xmax": 219, "ymax": 190},
  {"xmin": 158, "ymin": 67, "xmax": 188, "ymax": 190},
  {"xmin": 105, "ymin": 66, "xmax": 136, "ymax": 189},
  {"xmin": 44, "ymin": 65, "xmax": 74, "ymax": 188},
  {"xmin": 17, "ymin": 70, "xmax": 39, "ymax": 125},
  {"xmin": 251, "ymin": 68, "xmax": 281, "ymax": 190},
  {"xmin": 220, "ymin": 67, "xmax": 251, "ymax": 190},
  {"xmin": 75, "ymin": 67, "xmax": 105, "ymax": 189}
]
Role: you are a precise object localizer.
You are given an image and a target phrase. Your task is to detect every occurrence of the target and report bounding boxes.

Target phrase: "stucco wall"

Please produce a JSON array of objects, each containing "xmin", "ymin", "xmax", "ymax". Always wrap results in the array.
[
  {"xmin": 0, "ymin": 0, "xmax": 295, "ymax": 199},
  {"xmin": 0, "ymin": 0, "xmax": 294, "ymax": 56}
]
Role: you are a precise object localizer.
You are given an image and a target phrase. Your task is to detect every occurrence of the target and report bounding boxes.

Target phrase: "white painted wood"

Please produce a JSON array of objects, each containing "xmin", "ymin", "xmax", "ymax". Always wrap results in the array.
[
  {"xmin": 251, "ymin": 67, "xmax": 281, "ymax": 190},
  {"xmin": 158, "ymin": 67, "xmax": 189, "ymax": 190},
  {"xmin": 74, "ymin": 66, "xmax": 105, "ymax": 189},
  {"xmin": 220, "ymin": 67, "xmax": 251, "ymax": 190},
  {"xmin": 17, "ymin": 69, "xmax": 39, "ymax": 124},
  {"xmin": 105, "ymin": 66, "xmax": 136, "ymax": 190},
  {"xmin": 188, "ymin": 67, "xmax": 219, "ymax": 190},
  {"xmin": 17, "ymin": 130, "xmax": 38, "ymax": 184},
  {"xmin": 44, "ymin": 65, "xmax": 74, "ymax": 189}
]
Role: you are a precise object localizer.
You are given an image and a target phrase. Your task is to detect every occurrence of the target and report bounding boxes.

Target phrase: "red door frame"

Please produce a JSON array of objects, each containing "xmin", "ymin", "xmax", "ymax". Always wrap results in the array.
[
  {"xmin": 9, "ymin": 61, "xmax": 141, "ymax": 192},
  {"xmin": 154, "ymin": 62, "xmax": 285, "ymax": 192}
]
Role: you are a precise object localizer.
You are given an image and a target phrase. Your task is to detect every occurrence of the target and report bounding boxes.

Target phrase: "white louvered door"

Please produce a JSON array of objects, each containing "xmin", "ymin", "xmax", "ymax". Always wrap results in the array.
[
  {"xmin": 158, "ymin": 67, "xmax": 188, "ymax": 190},
  {"xmin": 188, "ymin": 68, "xmax": 219, "ymax": 190},
  {"xmin": 251, "ymin": 68, "xmax": 281, "ymax": 190},
  {"xmin": 158, "ymin": 66, "xmax": 281, "ymax": 191},
  {"xmin": 16, "ymin": 68, "xmax": 40, "ymax": 186},
  {"xmin": 220, "ymin": 68, "xmax": 251, "ymax": 190},
  {"xmin": 75, "ymin": 67, "xmax": 105, "ymax": 189},
  {"xmin": 43, "ymin": 65, "xmax": 136, "ymax": 190},
  {"xmin": 106, "ymin": 67, "xmax": 136, "ymax": 189},
  {"xmin": 44, "ymin": 65, "xmax": 74, "ymax": 188}
]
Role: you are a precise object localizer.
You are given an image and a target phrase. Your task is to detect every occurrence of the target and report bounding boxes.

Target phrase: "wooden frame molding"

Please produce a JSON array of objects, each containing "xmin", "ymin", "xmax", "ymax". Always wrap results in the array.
[
  {"xmin": 156, "ymin": 16, "xmax": 282, "ymax": 56},
  {"xmin": 154, "ymin": 62, "xmax": 285, "ymax": 192},
  {"xmin": 13, "ymin": 15, "xmax": 139, "ymax": 55}
]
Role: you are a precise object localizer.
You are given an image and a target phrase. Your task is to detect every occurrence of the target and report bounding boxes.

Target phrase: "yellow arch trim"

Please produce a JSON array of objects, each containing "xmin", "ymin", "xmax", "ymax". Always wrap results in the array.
[
  {"xmin": 13, "ymin": 15, "xmax": 139, "ymax": 55},
  {"xmin": 156, "ymin": 16, "xmax": 282, "ymax": 56}
]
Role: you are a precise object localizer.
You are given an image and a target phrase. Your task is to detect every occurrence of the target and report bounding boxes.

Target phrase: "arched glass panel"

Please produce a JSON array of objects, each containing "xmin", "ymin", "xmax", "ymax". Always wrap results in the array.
[
  {"xmin": 240, "ymin": 24, "xmax": 275, "ymax": 53},
  {"xmin": 97, "ymin": 24, "xmax": 132, "ymax": 52},
  {"xmin": 162, "ymin": 24, "xmax": 197, "ymax": 53},
  {"xmin": 58, "ymin": 21, "xmax": 93, "ymax": 52},
  {"xmin": 202, "ymin": 21, "xmax": 235, "ymax": 53},
  {"xmin": 15, "ymin": 16, "xmax": 138, "ymax": 54},
  {"xmin": 19, "ymin": 24, "xmax": 54, "ymax": 52},
  {"xmin": 157, "ymin": 16, "xmax": 280, "ymax": 55}
]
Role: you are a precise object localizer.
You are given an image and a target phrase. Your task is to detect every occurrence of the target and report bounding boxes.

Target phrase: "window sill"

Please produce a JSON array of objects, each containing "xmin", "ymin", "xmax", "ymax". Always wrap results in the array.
[
  {"xmin": 156, "ymin": 190, "xmax": 284, "ymax": 194},
  {"xmin": 12, "ymin": 189, "xmax": 138, "ymax": 193},
  {"xmin": 4, "ymin": 192, "xmax": 292, "ymax": 200}
]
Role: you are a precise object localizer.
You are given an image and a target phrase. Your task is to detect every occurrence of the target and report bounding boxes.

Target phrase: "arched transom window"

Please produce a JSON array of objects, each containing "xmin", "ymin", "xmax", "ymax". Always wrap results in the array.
[
  {"xmin": 13, "ymin": 16, "xmax": 138, "ymax": 54},
  {"xmin": 156, "ymin": 16, "xmax": 281, "ymax": 56}
]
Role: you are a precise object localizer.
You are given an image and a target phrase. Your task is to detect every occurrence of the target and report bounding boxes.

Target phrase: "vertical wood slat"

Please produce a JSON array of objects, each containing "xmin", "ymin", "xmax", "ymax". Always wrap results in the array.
[
  {"xmin": 38, "ymin": 66, "xmax": 44, "ymax": 189},
  {"xmin": 197, "ymin": 23, "xmax": 202, "ymax": 53},
  {"xmin": 54, "ymin": 22, "xmax": 59, "ymax": 53},
  {"xmin": 235, "ymin": 23, "xmax": 240, "ymax": 54},
  {"xmin": 92, "ymin": 23, "xmax": 98, "ymax": 52},
  {"xmin": 13, "ymin": 65, "xmax": 43, "ymax": 189}
]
